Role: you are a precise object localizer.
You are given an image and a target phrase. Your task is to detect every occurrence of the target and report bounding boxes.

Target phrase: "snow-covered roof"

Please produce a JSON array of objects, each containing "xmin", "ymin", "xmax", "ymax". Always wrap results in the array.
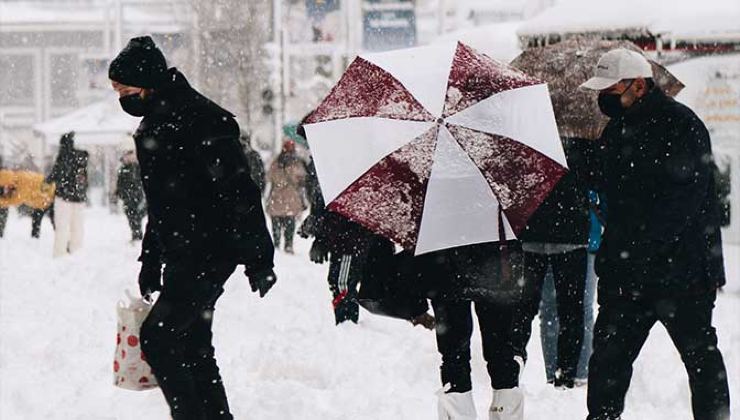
[
  {"xmin": 0, "ymin": 1, "xmax": 186, "ymax": 33},
  {"xmin": 434, "ymin": 21, "xmax": 523, "ymax": 63},
  {"xmin": 34, "ymin": 98, "xmax": 139, "ymax": 147},
  {"xmin": 518, "ymin": 0, "xmax": 740, "ymax": 42}
]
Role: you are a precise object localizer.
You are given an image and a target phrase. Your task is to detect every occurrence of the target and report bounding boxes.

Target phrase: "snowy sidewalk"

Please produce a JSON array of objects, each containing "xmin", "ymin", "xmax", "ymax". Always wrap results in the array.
[{"xmin": 0, "ymin": 207, "xmax": 737, "ymax": 419}]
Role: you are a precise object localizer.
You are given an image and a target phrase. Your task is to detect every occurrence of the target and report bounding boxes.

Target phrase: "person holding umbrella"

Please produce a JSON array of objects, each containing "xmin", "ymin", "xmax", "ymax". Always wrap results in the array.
[
  {"xmin": 109, "ymin": 36, "xmax": 276, "ymax": 420},
  {"xmin": 302, "ymin": 42, "xmax": 570, "ymax": 420},
  {"xmin": 580, "ymin": 49, "xmax": 730, "ymax": 420}
]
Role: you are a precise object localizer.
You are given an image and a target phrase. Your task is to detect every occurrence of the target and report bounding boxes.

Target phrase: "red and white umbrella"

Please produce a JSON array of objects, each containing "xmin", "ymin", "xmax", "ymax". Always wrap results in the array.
[{"xmin": 304, "ymin": 42, "xmax": 567, "ymax": 255}]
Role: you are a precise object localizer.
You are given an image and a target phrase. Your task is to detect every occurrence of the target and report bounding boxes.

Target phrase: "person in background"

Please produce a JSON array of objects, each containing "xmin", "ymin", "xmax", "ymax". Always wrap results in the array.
[
  {"xmin": 580, "ymin": 48, "xmax": 729, "ymax": 420},
  {"xmin": 266, "ymin": 139, "xmax": 306, "ymax": 254},
  {"xmin": 19, "ymin": 155, "xmax": 56, "ymax": 239},
  {"xmin": 115, "ymin": 150, "xmax": 146, "ymax": 242},
  {"xmin": 47, "ymin": 132, "xmax": 89, "ymax": 257},
  {"xmin": 511, "ymin": 137, "xmax": 591, "ymax": 390},
  {"xmin": 240, "ymin": 131, "xmax": 266, "ymax": 194},
  {"xmin": 0, "ymin": 156, "xmax": 9, "ymax": 238},
  {"xmin": 110, "ymin": 35, "xmax": 276, "ymax": 420}
]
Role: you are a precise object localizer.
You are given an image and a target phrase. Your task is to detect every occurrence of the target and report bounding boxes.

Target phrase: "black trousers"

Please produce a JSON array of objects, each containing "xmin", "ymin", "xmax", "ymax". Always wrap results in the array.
[
  {"xmin": 140, "ymin": 260, "xmax": 237, "ymax": 420},
  {"xmin": 432, "ymin": 300, "xmax": 520, "ymax": 392},
  {"xmin": 512, "ymin": 249, "xmax": 586, "ymax": 380},
  {"xmin": 587, "ymin": 291, "xmax": 730, "ymax": 420},
  {"xmin": 31, "ymin": 206, "xmax": 54, "ymax": 238},
  {"xmin": 0, "ymin": 207, "xmax": 7, "ymax": 237},
  {"xmin": 327, "ymin": 252, "xmax": 364, "ymax": 324},
  {"xmin": 123, "ymin": 202, "xmax": 144, "ymax": 240},
  {"xmin": 271, "ymin": 216, "xmax": 296, "ymax": 250}
]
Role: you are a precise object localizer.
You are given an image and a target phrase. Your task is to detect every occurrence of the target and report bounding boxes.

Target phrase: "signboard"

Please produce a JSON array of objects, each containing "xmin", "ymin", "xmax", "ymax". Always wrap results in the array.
[{"xmin": 363, "ymin": 0, "xmax": 416, "ymax": 52}]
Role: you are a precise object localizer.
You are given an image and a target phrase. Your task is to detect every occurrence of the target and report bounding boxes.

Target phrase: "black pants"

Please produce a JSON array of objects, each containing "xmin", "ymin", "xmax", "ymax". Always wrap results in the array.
[
  {"xmin": 271, "ymin": 216, "xmax": 296, "ymax": 250},
  {"xmin": 432, "ymin": 300, "xmax": 520, "ymax": 392},
  {"xmin": 328, "ymin": 252, "xmax": 364, "ymax": 324},
  {"xmin": 512, "ymin": 249, "xmax": 586, "ymax": 380},
  {"xmin": 587, "ymin": 291, "xmax": 730, "ymax": 420},
  {"xmin": 140, "ymin": 260, "xmax": 237, "ymax": 420},
  {"xmin": 31, "ymin": 206, "xmax": 54, "ymax": 238},
  {"xmin": 123, "ymin": 202, "xmax": 144, "ymax": 240},
  {"xmin": 0, "ymin": 207, "xmax": 7, "ymax": 237}
]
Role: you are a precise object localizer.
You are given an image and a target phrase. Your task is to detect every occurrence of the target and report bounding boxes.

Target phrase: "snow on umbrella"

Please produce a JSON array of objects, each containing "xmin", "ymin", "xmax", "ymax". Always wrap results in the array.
[
  {"xmin": 511, "ymin": 38, "xmax": 685, "ymax": 140},
  {"xmin": 303, "ymin": 42, "xmax": 568, "ymax": 255}
]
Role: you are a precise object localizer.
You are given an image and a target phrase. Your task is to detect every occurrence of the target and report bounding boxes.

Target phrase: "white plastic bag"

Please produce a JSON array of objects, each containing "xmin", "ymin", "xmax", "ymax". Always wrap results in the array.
[{"xmin": 113, "ymin": 290, "xmax": 158, "ymax": 391}]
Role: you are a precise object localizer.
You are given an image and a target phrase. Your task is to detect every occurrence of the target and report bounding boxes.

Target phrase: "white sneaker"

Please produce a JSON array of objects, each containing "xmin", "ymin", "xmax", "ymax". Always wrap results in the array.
[
  {"xmin": 437, "ymin": 389, "xmax": 477, "ymax": 420},
  {"xmin": 489, "ymin": 387, "xmax": 523, "ymax": 420}
]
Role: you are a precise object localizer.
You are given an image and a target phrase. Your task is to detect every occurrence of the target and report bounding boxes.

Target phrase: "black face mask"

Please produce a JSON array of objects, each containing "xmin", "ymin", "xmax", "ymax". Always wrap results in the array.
[
  {"xmin": 119, "ymin": 93, "xmax": 150, "ymax": 117},
  {"xmin": 597, "ymin": 80, "xmax": 636, "ymax": 118}
]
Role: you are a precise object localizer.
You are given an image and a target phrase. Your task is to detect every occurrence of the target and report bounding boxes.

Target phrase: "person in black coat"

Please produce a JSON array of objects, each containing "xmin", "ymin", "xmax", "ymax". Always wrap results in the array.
[
  {"xmin": 0, "ymin": 156, "xmax": 8, "ymax": 238},
  {"xmin": 511, "ymin": 137, "xmax": 591, "ymax": 389},
  {"xmin": 115, "ymin": 150, "xmax": 145, "ymax": 241},
  {"xmin": 109, "ymin": 36, "xmax": 276, "ymax": 420},
  {"xmin": 580, "ymin": 49, "xmax": 729, "ymax": 420},
  {"xmin": 47, "ymin": 132, "xmax": 89, "ymax": 257},
  {"xmin": 240, "ymin": 131, "xmax": 266, "ymax": 194}
]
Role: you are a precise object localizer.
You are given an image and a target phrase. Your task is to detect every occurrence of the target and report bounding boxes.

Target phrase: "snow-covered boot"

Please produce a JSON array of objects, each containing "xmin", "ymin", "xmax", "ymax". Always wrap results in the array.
[
  {"xmin": 437, "ymin": 389, "xmax": 477, "ymax": 420},
  {"xmin": 488, "ymin": 387, "xmax": 523, "ymax": 420}
]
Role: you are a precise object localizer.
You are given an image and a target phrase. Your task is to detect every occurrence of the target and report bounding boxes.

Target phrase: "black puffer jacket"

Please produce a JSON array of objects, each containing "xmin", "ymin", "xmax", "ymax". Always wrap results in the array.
[
  {"xmin": 134, "ymin": 69, "xmax": 274, "ymax": 275},
  {"xmin": 588, "ymin": 88, "xmax": 726, "ymax": 299},
  {"xmin": 47, "ymin": 136, "xmax": 89, "ymax": 203},
  {"xmin": 116, "ymin": 161, "xmax": 144, "ymax": 208},
  {"xmin": 520, "ymin": 138, "xmax": 590, "ymax": 245}
]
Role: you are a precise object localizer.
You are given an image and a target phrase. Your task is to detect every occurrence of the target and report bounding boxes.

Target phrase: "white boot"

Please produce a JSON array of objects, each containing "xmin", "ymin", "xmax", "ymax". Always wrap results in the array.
[
  {"xmin": 437, "ymin": 389, "xmax": 477, "ymax": 420},
  {"xmin": 489, "ymin": 387, "xmax": 523, "ymax": 420}
]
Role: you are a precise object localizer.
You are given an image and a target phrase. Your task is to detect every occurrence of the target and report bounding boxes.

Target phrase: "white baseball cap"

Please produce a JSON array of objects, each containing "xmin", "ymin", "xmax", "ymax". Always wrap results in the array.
[{"xmin": 580, "ymin": 48, "xmax": 653, "ymax": 91}]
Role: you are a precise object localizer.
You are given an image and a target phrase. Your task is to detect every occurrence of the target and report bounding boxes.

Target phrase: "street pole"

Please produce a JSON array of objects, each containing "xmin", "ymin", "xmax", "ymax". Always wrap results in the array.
[
  {"xmin": 437, "ymin": 0, "xmax": 446, "ymax": 35},
  {"xmin": 272, "ymin": 0, "xmax": 284, "ymax": 153}
]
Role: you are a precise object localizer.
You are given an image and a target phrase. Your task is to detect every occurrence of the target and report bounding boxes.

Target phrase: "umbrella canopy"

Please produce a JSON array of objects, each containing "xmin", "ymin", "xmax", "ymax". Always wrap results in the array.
[
  {"xmin": 304, "ymin": 42, "xmax": 567, "ymax": 255},
  {"xmin": 511, "ymin": 38, "xmax": 685, "ymax": 140}
]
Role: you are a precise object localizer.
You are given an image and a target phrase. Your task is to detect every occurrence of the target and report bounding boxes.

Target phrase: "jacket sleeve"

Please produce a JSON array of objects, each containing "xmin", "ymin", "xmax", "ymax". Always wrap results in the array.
[
  {"xmin": 194, "ymin": 115, "xmax": 275, "ymax": 275},
  {"xmin": 648, "ymin": 114, "xmax": 713, "ymax": 242},
  {"xmin": 139, "ymin": 211, "xmax": 162, "ymax": 266}
]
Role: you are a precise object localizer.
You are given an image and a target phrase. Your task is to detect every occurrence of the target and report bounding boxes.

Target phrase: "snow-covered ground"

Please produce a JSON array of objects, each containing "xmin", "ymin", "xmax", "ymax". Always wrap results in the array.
[{"xmin": 0, "ymin": 207, "xmax": 738, "ymax": 420}]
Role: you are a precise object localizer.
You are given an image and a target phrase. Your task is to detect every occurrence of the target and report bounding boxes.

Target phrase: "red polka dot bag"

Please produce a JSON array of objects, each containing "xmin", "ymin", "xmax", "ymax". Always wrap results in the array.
[{"xmin": 113, "ymin": 291, "xmax": 158, "ymax": 391}]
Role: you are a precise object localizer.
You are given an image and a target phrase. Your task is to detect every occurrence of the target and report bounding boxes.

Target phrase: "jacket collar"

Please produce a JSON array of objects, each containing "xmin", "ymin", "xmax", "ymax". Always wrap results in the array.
[{"xmin": 621, "ymin": 87, "xmax": 667, "ymax": 123}]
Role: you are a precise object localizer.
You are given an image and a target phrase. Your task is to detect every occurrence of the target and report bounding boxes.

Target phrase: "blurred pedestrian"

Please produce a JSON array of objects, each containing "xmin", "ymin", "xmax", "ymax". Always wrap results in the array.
[
  {"xmin": 110, "ymin": 35, "xmax": 276, "ymax": 420},
  {"xmin": 240, "ymin": 131, "xmax": 266, "ymax": 194},
  {"xmin": 580, "ymin": 48, "xmax": 730, "ymax": 420},
  {"xmin": 511, "ymin": 137, "xmax": 590, "ymax": 389},
  {"xmin": 267, "ymin": 139, "xmax": 306, "ymax": 254},
  {"xmin": 0, "ymin": 156, "xmax": 9, "ymax": 238},
  {"xmin": 47, "ymin": 132, "xmax": 88, "ymax": 257},
  {"xmin": 115, "ymin": 150, "xmax": 145, "ymax": 241}
]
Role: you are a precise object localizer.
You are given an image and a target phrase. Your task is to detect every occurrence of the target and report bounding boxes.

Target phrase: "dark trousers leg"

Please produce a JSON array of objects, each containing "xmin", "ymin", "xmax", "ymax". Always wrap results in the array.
[
  {"xmin": 587, "ymin": 298, "xmax": 655, "ymax": 420},
  {"xmin": 432, "ymin": 300, "xmax": 473, "ymax": 393},
  {"xmin": 476, "ymin": 301, "xmax": 520, "ymax": 389},
  {"xmin": 0, "ymin": 207, "xmax": 8, "ymax": 237},
  {"xmin": 550, "ymin": 249, "xmax": 587, "ymax": 379},
  {"xmin": 283, "ymin": 217, "xmax": 296, "ymax": 250},
  {"xmin": 140, "ymin": 261, "xmax": 237, "ymax": 420},
  {"xmin": 31, "ymin": 209, "xmax": 44, "ymax": 238},
  {"xmin": 271, "ymin": 217, "xmax": 283, "ymax": 248},
  {"xmin": 658, "ymin": 293, "xmax": 730, "ymax": 420},
  {"xmin": 123, "ymin": 204, "xmax": 143, "ymax": 240},
  {"xmin": 511, "ymin": 252, "xmax": 548, "ymax": 361},
  {"xmin": 327, "ymin": 253, "xmax": 362, "ymax": 324}
]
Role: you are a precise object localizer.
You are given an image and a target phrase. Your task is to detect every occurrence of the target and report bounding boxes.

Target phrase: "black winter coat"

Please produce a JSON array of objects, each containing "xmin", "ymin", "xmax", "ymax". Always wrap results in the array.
[
  {"xmin": 116, "ymin": 162, "xmax": 144, "ymax": 207},
  {"xmin": 133, "ymin": 69, "xmax": 274, "ymax": 275},
  {"xmin": 47, "ymin": 149, "xmax": 89, "ymax": 203},
  {"xmin": 587, "ymin": 88, "xmax": 726, "ymax": 299},
  {"xmin": 520, "ymin": 138, "xmax": 590, "ymax": 245}
]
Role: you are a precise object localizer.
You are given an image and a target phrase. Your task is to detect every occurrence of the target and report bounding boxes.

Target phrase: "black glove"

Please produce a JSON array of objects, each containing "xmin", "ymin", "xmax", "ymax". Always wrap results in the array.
[
  {"xmin": 309, "ymin": 240, "xmax": 329, "ymax": 264},
  {"xmin": 247, "ymin": 268, "xmax": 277, "ymax": 298},
  {"xmin": 138, "ymin": 262, "xmax": 162, "ymax": 298}
]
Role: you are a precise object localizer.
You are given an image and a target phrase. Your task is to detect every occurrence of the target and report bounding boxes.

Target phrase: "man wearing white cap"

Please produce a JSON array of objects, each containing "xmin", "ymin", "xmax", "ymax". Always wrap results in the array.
[{"xmin": 580, "ymin": 49, "xmax": 730, "ymax": 420}]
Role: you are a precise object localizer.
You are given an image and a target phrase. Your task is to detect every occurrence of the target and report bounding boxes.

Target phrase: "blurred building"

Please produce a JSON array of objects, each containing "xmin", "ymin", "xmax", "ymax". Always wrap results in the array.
[{"xmin": 0, "ymin": 0, "xmax": 192, "ymax": 163}]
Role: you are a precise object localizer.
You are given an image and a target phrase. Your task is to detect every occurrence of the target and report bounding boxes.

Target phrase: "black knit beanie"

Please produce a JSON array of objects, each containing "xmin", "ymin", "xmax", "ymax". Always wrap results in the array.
[{"xmin": 108, "ymin": 36, "xmax": 168, "ymax": 89}]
